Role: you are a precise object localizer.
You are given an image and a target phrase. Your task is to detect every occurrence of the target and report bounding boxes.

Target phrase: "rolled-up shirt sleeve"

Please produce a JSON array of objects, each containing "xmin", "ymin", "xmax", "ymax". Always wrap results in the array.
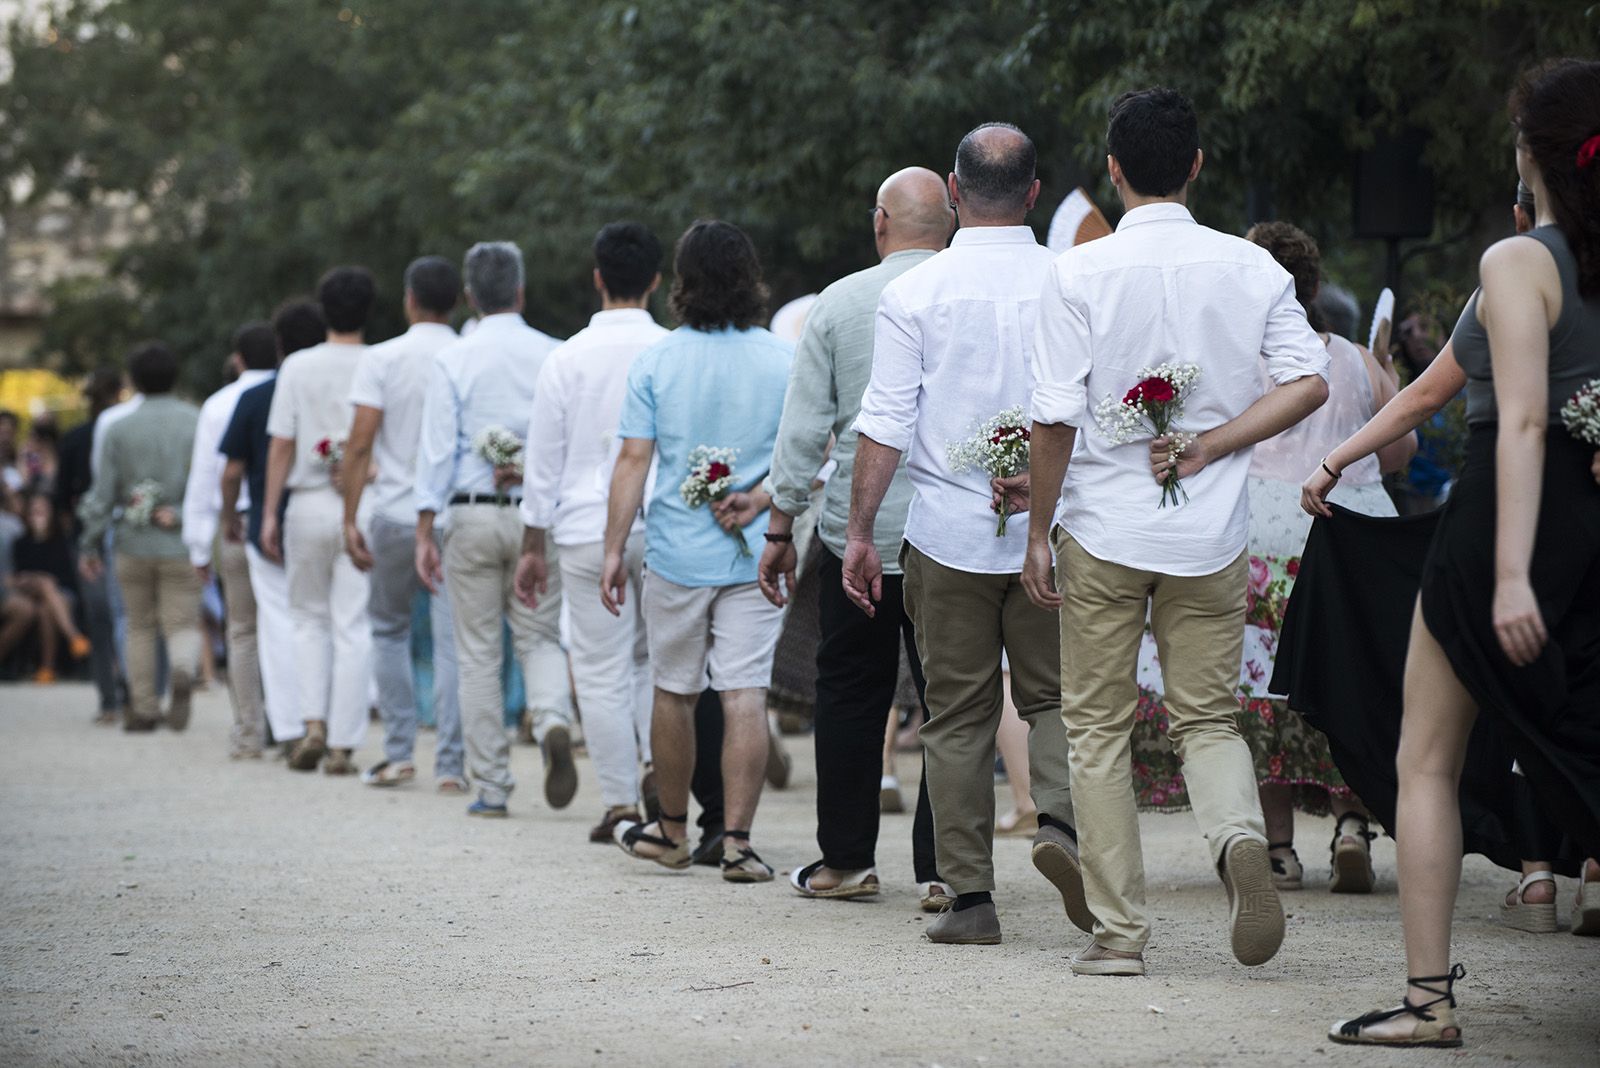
[
  {"xmin": 180, "ymin": 400, "xmax": 224, "ymax": 567},
  {"xmin": 1030, "ymin": 260, "xmax": 1093, "ymax": 427},
  {"xmin": 769, "ymin": 302, "xmax": 836, "ymax": 518},
  {"xmin": 851, "ymin": 286, "xmax": 921, "ymax": 452},
  {"xmin": 264, "ymin": 362, "xmax": 297, "ymax": 441},
  {"xmin": 414, "ymin": 356, "xmax": 459, "ymax": 514},
  {"xmin": 616, "ymin": 354, "xmax": 657, "ymax": 441},
  {"xmin": 518, "ymin": 357, "xmax": 566, "ymax": 531},
  {"xmin": 1260, "ymin": 270, "xmax": 1331, "ymax": 385}
]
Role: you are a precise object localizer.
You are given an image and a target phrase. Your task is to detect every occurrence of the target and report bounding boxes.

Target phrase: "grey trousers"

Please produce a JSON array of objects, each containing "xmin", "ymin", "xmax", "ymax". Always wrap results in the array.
[
  {"xmin": 215, "ymin": 533, "xmax": 264, "ymax": 753},
  {"xmin": 368, "ymin": 515, "xmax": 463, "ymax": 777}
]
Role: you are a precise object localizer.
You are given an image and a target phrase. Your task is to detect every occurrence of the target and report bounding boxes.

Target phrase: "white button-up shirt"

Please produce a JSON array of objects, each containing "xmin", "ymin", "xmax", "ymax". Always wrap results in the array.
[
  {"xmin": 265, "ymin": 341, "xmax": 368, "ymax": 491},
  {"xmin": 854, "ymin": 225, "xmax": 1056, "ymax": 574},
  {"xmin": 519, "ymin": 308, "xmax": 667, "ymax": 546},
  {"xmin": 347, "ymin": 321, "xmax": 459, "ymax": 527},
  {"xmin": 1031, "ymin": 202, "xmax": 1330, "ymax": 575},
  {"xmin": 181, "ymin": 368, "xmax": 274, "ymax": 566},
  {"xmin": 415, "ymin": 312, "xmax": 560, "ymax": 513},
  {"xmin": 91, "ymin": 394, "xmax": 143, "ymax": 479}
]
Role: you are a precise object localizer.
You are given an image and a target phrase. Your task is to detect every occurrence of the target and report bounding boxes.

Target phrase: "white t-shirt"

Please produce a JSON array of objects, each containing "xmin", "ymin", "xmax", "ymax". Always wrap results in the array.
[
  {"xmin": 348, "ymin": 322, "xmax": 458, "ymax": 526},
  {"xmin": 265, "ymin": 341, "xmax": 368, "ymax": 492}
]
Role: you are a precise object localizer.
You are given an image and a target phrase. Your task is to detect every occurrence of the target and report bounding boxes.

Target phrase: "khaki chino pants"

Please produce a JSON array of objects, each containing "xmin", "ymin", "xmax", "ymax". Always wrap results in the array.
[
  {"xmin": 901, "ymin": 543, "xmax": 1075, "ymax": 895},
  {"xmin": 214, "ymin": 533, "xmax": 264, "ymax": 752},
  {"xmin": 116, "ymin": 554, "xmax": 201, "ymax": 723},
  {"xmin": 1055, "ymin": 530, "xmax": 1265, "ymax": 952}
]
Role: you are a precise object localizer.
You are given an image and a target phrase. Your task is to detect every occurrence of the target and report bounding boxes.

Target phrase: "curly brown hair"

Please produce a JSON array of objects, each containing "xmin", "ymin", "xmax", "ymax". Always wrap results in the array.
[
  {"xmin": 1246, "ymin": 221, "xmax": 1323, "ymax": 330},
  {"xmin": 667, "ymin": 220, "xmax": 769, "ymax": 332}
]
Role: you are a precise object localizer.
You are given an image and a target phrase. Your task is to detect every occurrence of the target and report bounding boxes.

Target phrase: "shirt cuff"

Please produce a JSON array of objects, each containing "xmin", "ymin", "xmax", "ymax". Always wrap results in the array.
[
  {"xmin": 851, "ymin": 412, "xmax": 912, "ymax": 453},
  {"xmin": 187, "ymin": 543, "xmax": 211, "ymax": 568},
  {"xmin": 1029, "ymin": 381, "xmax": 1089, "ymax": 427},
  {"xmin": 518, "ymin": 495, "xmax": 555, "ymax": 531}
]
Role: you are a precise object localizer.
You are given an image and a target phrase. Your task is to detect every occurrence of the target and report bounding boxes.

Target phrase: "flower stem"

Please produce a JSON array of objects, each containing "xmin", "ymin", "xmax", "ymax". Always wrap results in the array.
[{"xmin": 995, "ymin": 498, "xmax": 1010, "ymax": 537}]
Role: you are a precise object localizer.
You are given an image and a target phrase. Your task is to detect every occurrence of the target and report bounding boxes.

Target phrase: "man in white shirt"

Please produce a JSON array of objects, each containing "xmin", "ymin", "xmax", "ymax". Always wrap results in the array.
[
  {"xmin": 181, "ymin": 321, "xmax": 278, "ymax": 758},
  {"xmin": 1026, "ymin": 87, "xmax": 1329, "ymax": 976},
  {"xmin": 514, "ymin": 222, "xmax": 668, "ymax": 842},
  {"xmin": 846, "ymin": 124, "xmax": 1085, "ymax": 946},
  {"xmin": 262, "ymin": 267, "xmax": 377, "ymax": 774},
  {"xmin": 342, "ymin": 257, "xmax": 465, "ymax": 791},
  {"xmin": 415, "ymin": 242, "xmax": 574, "ymax": 819}
]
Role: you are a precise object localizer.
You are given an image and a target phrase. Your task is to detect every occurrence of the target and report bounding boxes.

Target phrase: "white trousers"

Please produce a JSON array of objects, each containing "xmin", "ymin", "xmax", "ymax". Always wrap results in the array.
[
  {"xmin": 284, "ymin": 488, "xmax": 372, "ymax": 749},
  {"xmin": 245, "ymin": 540, "xmax": 303, "ymax": 744},
  {"xmin": 560, "ymin": 535, "xmax": 652, "ymax": 808}
]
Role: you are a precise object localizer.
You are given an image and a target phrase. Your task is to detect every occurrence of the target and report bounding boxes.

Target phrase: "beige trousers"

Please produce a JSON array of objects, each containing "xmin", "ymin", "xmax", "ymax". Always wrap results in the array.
[
  {"xmin": 215, "ymin": 533, "xmax": 264, "ymax": 752},
  {"xmin": 901, "ymin": 544, "xmax": 1075, "ymax": 895},
  {"xmin": 1056, "ymin": 530, "xmax": 1265, "ymax": 951},
  {"xmin": 116, "ymin": 554, "xmax": 201, "ymax": 723},
  {"xmin": 443, "ymin": 504, "xmax": 572, "ymax": 806}
]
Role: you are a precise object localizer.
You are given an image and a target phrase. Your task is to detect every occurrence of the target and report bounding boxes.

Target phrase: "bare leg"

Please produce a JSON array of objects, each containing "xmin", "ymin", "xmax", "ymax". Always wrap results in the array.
[
  {"xmin": 881, "ymin": 705, "xmax": 899, "ymax": 781},
  {"xmin": 1260, "ymin": 782, "xmax": 1295, "ymax": 846},
  {"xmin": 32, "ymin": 576, "xmax": 85, "ymax": 644},
  {"xmin": 994, "ymin": 671, "xmax": 1035, "ymax": 825},
  {"xmin": 0, "ymin": 597, "xmax": 37, "ymax": 660},
  {"xmin": 643, "ymin": 687, "xmax": 697, "ymax": 848},
  {"xmin": 32, "ymin": 591, "xmax": 59, "ymax": 672},
  {"xmin": 1354, "ymin": 602, "xmax": 1476, "ymax": 1040},
  {"xmin": 719, "ymin": 687, "xmax": 770, "ymax": 840}
]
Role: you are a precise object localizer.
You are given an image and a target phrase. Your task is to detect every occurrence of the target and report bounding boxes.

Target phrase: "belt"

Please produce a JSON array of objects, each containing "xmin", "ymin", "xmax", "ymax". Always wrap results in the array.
[{"xmin": 450, "ymin": 492, "xmax": 521, "ymax": 507}]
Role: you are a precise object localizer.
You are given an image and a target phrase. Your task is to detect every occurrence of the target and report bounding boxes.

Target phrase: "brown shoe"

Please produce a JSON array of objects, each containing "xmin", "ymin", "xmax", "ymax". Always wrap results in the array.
[
  {"xmin": 925, "ymin": 902, "xmax": 1001, "ymax": 945},
  {"xmin": 1221, "ymin": 835, "xmax": 1285, "ymax": 966},
  {"xmin": 287, "ymin": 722, "xmax": 327, "ymax": 772},
  {"xmin": 123, "ymin": 715, "xmax": 159, "ymax": 733},
  {"xmin": 541, "ymin": 725, "xmax": 578, "ymax": 809},
  {"xmin": 165, "ymin": 669, "xmax": 194, "ymax": 732},
  {"xmin": 1032, "ymin": 823, "xmax": 1095, "ymax": 934},
  {"xmin": 590, "ymin": 806, "xmax": 642, "ymax": 843},
  {"xmin": 323, "ymin": 749, "xmax": 358, "ymax": 776}
]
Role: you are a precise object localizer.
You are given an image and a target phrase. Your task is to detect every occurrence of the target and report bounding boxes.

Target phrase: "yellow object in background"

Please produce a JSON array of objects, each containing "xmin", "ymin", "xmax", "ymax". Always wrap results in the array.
[{"xmin": 0, "ymin": 368, "xmax": 90, "ymax": 431}]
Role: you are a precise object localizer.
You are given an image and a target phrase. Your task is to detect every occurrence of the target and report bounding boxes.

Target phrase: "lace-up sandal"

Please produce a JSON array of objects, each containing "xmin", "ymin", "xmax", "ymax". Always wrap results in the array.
[
  {"xmin": 1330, "ymin": 964, "xmax": 1466, "ymax": 1047},
  {"xmin": 1329, "ymin": 814, "xmax": 1377, "ymax": 894},
  {"xmin": 720, "ymin": 831, "xmax": 774, "ymax": 883},
  {"xmin": 1268, "ymin": 842, "xmax": 1303, "ymax": 891},
  {"xmin": 614, "ymin": 813, "xmax": 692, "ymax": 871},
  {"xmin": 1501, "ymin": 871, "xmax": 1558, "ymax": 933}
]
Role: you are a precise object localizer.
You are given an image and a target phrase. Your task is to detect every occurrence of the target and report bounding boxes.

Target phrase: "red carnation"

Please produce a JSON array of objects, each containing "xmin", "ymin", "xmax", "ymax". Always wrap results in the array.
[
  {"xmin": 1125, "ymin": 377, "xmax": 1175, "ymax": 406},
  {"xmin": 705, "ymin": 462, "xmax": 731, "ymax": 481},
  {"xmin": 315, "ymin": 438, "xmax": 331, "ymax": 457}
]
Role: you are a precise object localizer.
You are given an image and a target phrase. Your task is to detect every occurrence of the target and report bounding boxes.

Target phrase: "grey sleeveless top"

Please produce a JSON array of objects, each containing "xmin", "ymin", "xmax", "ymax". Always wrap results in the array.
[{"xmin": 1449, "ymin": 225, "xmax": 1600, "ymax": 427}]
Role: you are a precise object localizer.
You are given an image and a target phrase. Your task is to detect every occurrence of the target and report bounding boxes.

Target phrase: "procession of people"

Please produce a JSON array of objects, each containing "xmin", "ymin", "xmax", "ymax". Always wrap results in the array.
[{"xmin": 4, "ymin": 64, "xmax": 1599, "ymax": 1053}]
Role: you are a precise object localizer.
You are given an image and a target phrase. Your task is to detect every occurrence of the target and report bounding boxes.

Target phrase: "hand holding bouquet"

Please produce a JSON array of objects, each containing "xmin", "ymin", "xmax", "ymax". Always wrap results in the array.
[
  {"xmin": 1094, "ymin": 363, "xmax": 1202, "ymax": 508},
  {"xmin": 680, "ymin": 445, "xmax": 751, "ymax": 558},
  {"xmin": 947, "ymin": 406, "xmax": 1031, "ymax": 536},
  {"xmin": 1560, "ymin": 378, "xmax": 1600, "ymax": 447},
  {"xmin": 124, "ymin": 480, "xmax": 164, "ymax": 528},
  {"xmin": 473, "ymin": 425, "xmax": 525, "ymax": 490}
]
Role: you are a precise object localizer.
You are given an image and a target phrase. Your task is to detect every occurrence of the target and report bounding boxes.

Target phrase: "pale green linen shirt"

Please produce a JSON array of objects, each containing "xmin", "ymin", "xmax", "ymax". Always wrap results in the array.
[
  {"xmin": 78, "ymin": 394, "xmax": 200, "ymax": 560},
  {"xmin": 769, "ymin": 248, "xmax": 935, "ymax": 574}
]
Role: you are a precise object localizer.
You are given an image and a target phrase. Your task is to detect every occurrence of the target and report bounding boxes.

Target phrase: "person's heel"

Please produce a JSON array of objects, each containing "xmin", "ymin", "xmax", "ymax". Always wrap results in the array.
[{"xmin": 1500, "ymin": 871, "xmax": 1558, "ymax": 934}]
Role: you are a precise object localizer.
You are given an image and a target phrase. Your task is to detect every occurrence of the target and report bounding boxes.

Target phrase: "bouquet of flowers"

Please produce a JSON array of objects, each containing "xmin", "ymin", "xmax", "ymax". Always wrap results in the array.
[
  {"xmin": 1093, "ymin": 362, "xmax": 1202, "ymax": 508},
  {"xmin": 313, "ymin": 437, "xmax": 345, "ymax": 468},
  {"xmin": 947, "ymin": 406, "xmax": 1031, "ymax": 536},
  {"xmin": 124, "ymin": 480, "xmax": 163, "ymax": 527},
  {"xmin": 473, "ymin": 425, "xmax": 525, "ymax": 468},
  {"xmin": 1560, "ymin": 378, "xmax": 1600, "ymax": 446},
  {"xmin": 679, "ymin": 445, "xmax": 750, "ymax": 557}
]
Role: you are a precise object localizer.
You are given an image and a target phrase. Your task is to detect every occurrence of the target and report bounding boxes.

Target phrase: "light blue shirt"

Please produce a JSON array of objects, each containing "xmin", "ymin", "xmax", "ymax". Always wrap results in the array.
[
  {"xmin": 415, "ymin": 312, "xmax": 561, "ymax": 513},
  {"xmin": 617, "ymin": 325, "xmax": 792, "ymax": 587}
]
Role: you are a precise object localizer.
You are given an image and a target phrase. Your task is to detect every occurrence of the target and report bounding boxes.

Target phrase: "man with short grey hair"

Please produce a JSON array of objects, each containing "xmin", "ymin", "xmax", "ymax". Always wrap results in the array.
[{"xmin": 416, "ymin": 241, "xmax": 575, "ymax": 818}]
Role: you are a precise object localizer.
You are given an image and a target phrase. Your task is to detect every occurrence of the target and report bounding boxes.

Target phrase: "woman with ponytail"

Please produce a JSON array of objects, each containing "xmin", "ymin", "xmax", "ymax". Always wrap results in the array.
[{"xmin": 1330, "ymin": 58, "xmax": 1600, "ymax": 1048}]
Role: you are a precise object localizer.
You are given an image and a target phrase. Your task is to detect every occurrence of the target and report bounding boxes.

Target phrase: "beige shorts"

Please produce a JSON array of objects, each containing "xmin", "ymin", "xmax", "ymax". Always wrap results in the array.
[{"xmin": 642, "ymin": 573, "xmax": 784, "ymax": 695}]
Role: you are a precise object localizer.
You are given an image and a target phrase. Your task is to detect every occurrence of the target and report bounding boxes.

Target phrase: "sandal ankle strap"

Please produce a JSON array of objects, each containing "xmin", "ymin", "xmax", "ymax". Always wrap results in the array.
[{"xmin": 1405, "ymin": 963, "xmax": 1467, "ymax": 1010}]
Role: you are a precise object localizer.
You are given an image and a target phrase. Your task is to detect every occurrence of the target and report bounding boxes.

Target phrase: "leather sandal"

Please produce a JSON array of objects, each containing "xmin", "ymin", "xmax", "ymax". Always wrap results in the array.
[
  {"xmin": 720, "ymin": 831, "xmax": 773, "ymax": 883},
  {"xmin": 614, "ymin": 813, "xmax": 691, "ymax": 871},
  {"xmin": 790, "ymin": 860, "xmax": 879, "ymax": 899},
  {"xmin": 1501, "ymin": 870, "xmax": 1558, "ymax": 933},
  {"xmin": 1331, "ymin": 964, "xmax": 1466, "ymax": 1047}
]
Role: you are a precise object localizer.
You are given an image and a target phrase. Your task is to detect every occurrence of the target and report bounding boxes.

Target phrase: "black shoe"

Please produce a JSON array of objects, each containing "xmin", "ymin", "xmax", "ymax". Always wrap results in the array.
[
  {"xmin": 541, "ymin": 725, "xmax": 578, "ymax": 809},
  {"xmin": 691, "ymin": 830, "xmax": 725, "ymax": 867}
]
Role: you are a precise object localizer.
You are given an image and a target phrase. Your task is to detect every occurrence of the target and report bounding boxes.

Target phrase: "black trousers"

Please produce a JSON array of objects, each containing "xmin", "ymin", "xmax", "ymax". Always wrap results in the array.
[
  {"xmin": 692, "ymin": 689, "xmax": 725, "ymax": 837},
  {"xmin": 813, "ymin": 547, "xmax": 939, "ymax": 881}
]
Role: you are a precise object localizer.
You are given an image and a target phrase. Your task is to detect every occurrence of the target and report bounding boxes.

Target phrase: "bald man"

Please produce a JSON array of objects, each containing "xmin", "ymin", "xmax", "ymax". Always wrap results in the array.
[
  {"xmin": 846, "ymin": 124, "xmax": 1085, "ymax": 946},
  {"xmin": 755, "ymin": 167, "xmax": 953, "ymax": 908}
]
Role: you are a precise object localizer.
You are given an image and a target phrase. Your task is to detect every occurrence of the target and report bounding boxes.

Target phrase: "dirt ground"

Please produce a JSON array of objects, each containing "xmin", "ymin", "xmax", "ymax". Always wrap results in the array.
[{"xmin": 1, "ymin": 681, "xmax": 1596, "ymax": 1067}]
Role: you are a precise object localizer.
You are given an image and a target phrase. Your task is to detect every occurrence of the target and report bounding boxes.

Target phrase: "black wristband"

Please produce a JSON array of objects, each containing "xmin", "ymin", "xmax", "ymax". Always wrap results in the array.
[
  {"xmin": 763, "ymin": 532, "xmax": 793, "ymax": 544},
  {"xmin": 1320, "ymin": 459, "xmax": 1342, "ymax": 480}
]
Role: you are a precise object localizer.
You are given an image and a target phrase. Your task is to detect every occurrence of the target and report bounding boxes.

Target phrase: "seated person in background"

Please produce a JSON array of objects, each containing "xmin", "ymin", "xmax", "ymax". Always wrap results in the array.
[{"xmin": 7, "ymin": 490, "xmax": 90, "ymax": 682}]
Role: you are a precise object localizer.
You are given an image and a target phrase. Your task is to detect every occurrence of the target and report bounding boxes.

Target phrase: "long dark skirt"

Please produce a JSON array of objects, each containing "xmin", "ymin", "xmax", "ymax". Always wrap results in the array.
[{"xmin": 1273, "ymin": 427, "xmax": 1598, "ymax": 872}]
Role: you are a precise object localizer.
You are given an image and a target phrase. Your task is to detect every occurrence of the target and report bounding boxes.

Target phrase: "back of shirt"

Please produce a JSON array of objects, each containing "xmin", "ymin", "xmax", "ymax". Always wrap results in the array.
[
  {"xmin": 618, "ymin": 326, "xmax": 793, "ymax": 587},
  {"xmin": 265, "ymin": 341, "xmax": 367, "ymax": 491},
  {"xmin": 348, "ymin": 322, "xmax": 458, "ymax": 526}
]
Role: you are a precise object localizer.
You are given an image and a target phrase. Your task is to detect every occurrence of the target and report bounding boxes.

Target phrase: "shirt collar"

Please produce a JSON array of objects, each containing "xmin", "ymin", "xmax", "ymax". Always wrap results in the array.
[
  {"xmin": 407, "ymin": 321, "xmax": 457, "ymax": 338},
  {"xmin": 588, "ymin": 308, "xmax": 657, "ymax": 328},
  {"xmin": 949, "ymin": 225, "xmax": 1039, "ymax": 248},
  {"xmin": 475, "ymin": 312, "xmax": 525, "ymax": 331},
  {"xmin": 883, "ymin": 248, "xmax": 939, "ymax": 264},
  {"xmin": 1115, "ymin": 202, "xmax": 1196, "ymax": 231},
  {"xmin": 236, "ymin": 368, "xmax": 274, "ymax": 389}
]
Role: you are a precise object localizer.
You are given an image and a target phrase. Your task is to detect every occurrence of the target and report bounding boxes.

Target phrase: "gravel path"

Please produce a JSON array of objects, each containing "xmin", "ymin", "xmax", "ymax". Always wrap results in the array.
[{"xmin": 2, "ymin": 681, "xmax": 1596, "ymax": 1066}]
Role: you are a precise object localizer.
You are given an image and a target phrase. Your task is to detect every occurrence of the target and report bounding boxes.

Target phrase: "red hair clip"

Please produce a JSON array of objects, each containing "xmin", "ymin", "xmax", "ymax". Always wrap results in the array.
[{"xmin": 1579, "ymin": 134, "xmax": 1600, "ymax": 171}]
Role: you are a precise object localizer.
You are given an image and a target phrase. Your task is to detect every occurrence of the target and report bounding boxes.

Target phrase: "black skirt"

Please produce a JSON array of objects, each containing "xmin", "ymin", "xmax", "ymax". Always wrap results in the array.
[{"xmin": 1272, "ymin": 427, "xmax": 1597, "ymax": 872}]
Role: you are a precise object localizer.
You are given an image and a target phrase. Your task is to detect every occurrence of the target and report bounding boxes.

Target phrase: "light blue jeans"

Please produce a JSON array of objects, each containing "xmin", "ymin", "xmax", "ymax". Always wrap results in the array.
[{"xmin": 368, "ymin": 515, "xmax": 462, "ymax": 778}]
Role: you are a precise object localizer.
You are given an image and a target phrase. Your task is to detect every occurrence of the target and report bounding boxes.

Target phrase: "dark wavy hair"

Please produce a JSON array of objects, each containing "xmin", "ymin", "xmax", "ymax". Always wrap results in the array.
[
  {"xmin": 1246, "ymin": 221, "xmax": 1325, "ymax": 332},
  {"xmin": 667, "ymin": 220, "xmax": 768, "ymax": 331},
  {"xmin": 1510, "ymin": 58, "xmax": 1600, "ymax": 297}
]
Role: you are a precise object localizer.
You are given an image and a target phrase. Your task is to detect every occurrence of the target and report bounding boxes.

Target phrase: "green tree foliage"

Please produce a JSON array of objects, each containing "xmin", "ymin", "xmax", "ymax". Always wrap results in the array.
[{"xmin": 2, "ymin": 0, "xmax": 1059, "ymax": 386}]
